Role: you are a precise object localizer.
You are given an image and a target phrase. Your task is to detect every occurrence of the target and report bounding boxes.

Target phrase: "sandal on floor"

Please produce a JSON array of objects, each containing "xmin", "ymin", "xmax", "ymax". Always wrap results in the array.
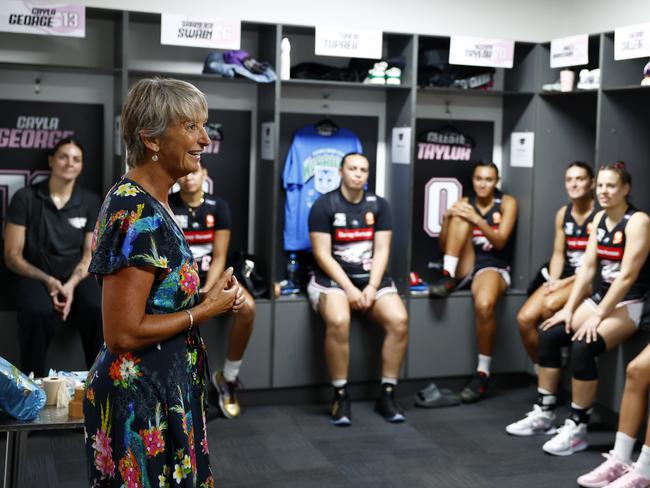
[{"xmin": 414, "ymin": 383, "xmax": 461, "ymax": 408}]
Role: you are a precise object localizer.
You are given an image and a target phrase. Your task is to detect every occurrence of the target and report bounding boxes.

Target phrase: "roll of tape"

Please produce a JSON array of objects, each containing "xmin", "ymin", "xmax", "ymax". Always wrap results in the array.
[{"xmin": 42, "ymin": 377, "xmax": 64, "ymax": 406}]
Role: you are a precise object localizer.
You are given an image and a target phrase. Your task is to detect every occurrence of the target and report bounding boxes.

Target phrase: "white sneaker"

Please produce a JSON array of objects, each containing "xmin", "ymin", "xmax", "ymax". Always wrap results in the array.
[
  {"xmin": 605, "ymin": 466, "xmax": 650, "ymax": 488},
  {"xmin": 542, "ymin": 418, "xmax": 588, "ymax": 456},
  {"xmin": 385, "ymin": 67, "xmax": 401, "ymax": 85},
  {"xmin": 505, "ymin": 404, "xmax": 557, "ymax": 436},
  {"xmin": 577, "ymin": 451, "xmax": 630, "ymax": 487},
  {"xmin": 364, "ymin": 61, "xmax": 387, "ymax": 84}
]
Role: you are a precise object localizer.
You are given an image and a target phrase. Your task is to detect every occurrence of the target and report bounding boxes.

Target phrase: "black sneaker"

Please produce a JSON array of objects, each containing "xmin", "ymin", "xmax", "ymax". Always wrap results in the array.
[
  {"xmin": 375, "ymin": 384, "xmax": 406, "ymax": 423},
  {"xmin": 460, "ymin": 371, "xmax": 490, "ymax": 403},
  {"xmin": 428, "ymin": 270, "xmax": 458, "ymax": 297},
  {"xmin": 330, "ymin": 387, "xmax": 351, "ymax": 426}
]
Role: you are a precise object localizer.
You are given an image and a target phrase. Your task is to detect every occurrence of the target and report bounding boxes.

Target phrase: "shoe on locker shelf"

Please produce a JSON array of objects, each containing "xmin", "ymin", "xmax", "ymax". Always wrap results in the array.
[
  {"xmin": 364, "ymin": 61, "xmax": 388, "ymax": 84},
  {"xmin": 577, "ymin": 68, "xmax": 600, "ymax": 90},
  {"xmin": 385, "ymin": 67, "xmax": 402, "ymax": 85}
]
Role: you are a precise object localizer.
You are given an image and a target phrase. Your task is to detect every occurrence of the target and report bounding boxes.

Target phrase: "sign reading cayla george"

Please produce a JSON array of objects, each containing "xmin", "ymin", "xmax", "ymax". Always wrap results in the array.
[{"xmin": 0, "ymin": 1, "xmax": 85, "ymax": 37}]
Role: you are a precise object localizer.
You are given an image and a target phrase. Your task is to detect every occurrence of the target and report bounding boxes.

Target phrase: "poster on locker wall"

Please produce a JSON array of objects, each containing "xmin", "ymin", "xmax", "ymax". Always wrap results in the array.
[
  {"xmin": 0, "ymin": 99, "xmax": 103, "ymax": 308},
  {"xmin": 411, "ymin": 118, "xmax": 494, "ymax": 281}
]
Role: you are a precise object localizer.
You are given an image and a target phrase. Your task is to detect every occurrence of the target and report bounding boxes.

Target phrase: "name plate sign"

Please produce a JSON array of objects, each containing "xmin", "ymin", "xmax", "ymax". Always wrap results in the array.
[
  {"xmin": 550, "ymin": 34, "xmax": 589, "ymax": 68},
  {"xmin": 0, "ymin": 1, "xmax": 85, "ymax": 37},
  {"xmin": 449, "ymin": 35, "xmax": 514, "ymax": 68},
  {"xmin": 614, "ymin": 23, "xmax": 650, "ymax": 60},
  {"xmin": 161, "ymin": 13, "xmax": 241, "ymax": 50},
  {"xmin": 315, "ymin": 25, "xmax": 382, "ymax": 59}
]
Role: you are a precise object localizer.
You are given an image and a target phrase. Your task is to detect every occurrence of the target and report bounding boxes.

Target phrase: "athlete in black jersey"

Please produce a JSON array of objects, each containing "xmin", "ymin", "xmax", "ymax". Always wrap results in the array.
[
  {"xmin": 517, "ymin": 162, "xmax": 596, "ymax": 369},
  {"xmin": 171, "ymin": 163, "xmax": 255, "ymax": 419},
  {"xmin": 507, "ymin": 162, "xmax": 650, "ymax": 457},
  {"xmin": 426, "ymin": 162, "xmax": 518, "ymax": 403},
  {"xmin": 308, "ymin": 153, "xmax": 408, "ymax": 426}
]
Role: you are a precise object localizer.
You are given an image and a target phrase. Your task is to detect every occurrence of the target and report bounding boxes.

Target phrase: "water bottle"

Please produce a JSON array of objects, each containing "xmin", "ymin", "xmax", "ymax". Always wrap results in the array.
[
  {"xmin": 281, "ymin": 37, "xmax": 291, "ymax": 80},
  {"xmin": 286, "ymin": 253, "xmax": 299, "ymax": 286}
]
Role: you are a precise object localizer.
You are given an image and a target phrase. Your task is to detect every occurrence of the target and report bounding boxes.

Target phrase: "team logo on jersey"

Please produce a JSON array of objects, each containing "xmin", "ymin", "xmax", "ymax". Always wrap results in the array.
[
  {"xmin": 67, "ymin": 217, "xmax": 87, "ymax": 229},
  {"xmin": 206, "ymin": 214, "xmax": 215, "ymax": 228},
  {"xmin": 492, "ymin": 212, "xmax": 502, "ymax": 224},
  {"xmin": 564, "ymin": 222, "xmax": 574, "ymax": 235},
  {"xmin": 597, "ymin": 228, "xmax": 606, "ymax": 242},
  {"xmin": 365, "ymin": 212, "xmax": 375, "ymax": 225},
  {"xmin": 613, "ymin": 231, "xmax": 623, "ymax": 244},
  {"xmin": 314, "ymin": 165, "xmax": 340, "ymax": 194},
  {"xmin": 333, "ymin": 213, "xmax": 346, "ymax": 226},
  {"xmin": 175, "ymin": 215, "xmax": 189, "ymax": 229}
]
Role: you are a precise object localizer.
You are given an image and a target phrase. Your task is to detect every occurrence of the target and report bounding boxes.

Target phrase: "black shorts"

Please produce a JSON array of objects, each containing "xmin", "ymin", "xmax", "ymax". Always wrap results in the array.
[{"xmin": 307, "ymin": 270, "xmax": 397, "ymax": 311}]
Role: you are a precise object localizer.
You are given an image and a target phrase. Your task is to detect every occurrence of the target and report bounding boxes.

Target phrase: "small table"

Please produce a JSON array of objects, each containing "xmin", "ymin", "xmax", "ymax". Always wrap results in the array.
[{"xmin": 0, "ymin": 407, "xmax": 84, "ymax": 488}]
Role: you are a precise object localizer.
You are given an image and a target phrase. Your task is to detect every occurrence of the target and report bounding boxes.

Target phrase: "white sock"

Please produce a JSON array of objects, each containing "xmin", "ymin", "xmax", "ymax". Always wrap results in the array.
[
  {"xmin": 613, "ymin": 431, "xmax": 636, "ymax": 463},
  {"xmin": 477, "ymin": 354, "xmax": 491, "ymax": 376},
  {"xmin": 443, "ymin": 255, "xmax": 459, "ymax": 278},
  {"xmin": 635, "ymin": 445, "xmax": 650, "ymax": 479},
  {"xmin": 223, "ymin": 359, "xmax": 242, "ymax": 383},
  {"xmin": 332, "ymin": 379, "xmax": 347, "ymax": 388},
  {"xmin": 381, "ymin": 377, "xmax": 398, "ymax": 386}
]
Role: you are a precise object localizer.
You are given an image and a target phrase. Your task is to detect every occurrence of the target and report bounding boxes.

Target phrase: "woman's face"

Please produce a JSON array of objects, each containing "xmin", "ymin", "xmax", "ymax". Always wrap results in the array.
[
  {"xmin": 565, "ymin": 166, "xmax": 594, "ymax": 201},
  {"xmin": 48, "ymin": 143, "xmax": 83, "ymax": 183},
  {"xmin": 339, "ymin": 155, "xmax": 369, "ymax": 191},
  {"xmin": 596, "ymin": 169, "xmax": 629, "ymax": 209},
  {"xmin": 177, "ymin": 166, "xmax": 206, "ymax": 194},
  {"xmin": 472, "ymin": 165, "xmax": 498, "ymax": 199},
  {"xmin": 158, "ymin": 110, "xmax": 210, "ymax": 179}
]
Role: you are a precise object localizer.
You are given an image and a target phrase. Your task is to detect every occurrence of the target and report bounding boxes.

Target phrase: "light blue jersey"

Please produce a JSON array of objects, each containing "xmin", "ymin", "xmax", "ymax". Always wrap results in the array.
[{"xmin": 283, "ymin": 126, "xmax": 362, "ymax": 251}]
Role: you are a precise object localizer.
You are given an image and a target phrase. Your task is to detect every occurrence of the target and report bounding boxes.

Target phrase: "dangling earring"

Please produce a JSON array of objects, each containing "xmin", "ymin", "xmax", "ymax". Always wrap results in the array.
[{"xmin": 152, "ymin": 153, "xmax": 159, "ymax": 162}]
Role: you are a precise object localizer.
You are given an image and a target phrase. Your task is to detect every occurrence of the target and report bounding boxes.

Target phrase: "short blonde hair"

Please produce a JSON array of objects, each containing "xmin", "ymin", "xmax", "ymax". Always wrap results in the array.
[{"xmin": 121, "ymin": 78, "xmax": 208, "ymax": 169}]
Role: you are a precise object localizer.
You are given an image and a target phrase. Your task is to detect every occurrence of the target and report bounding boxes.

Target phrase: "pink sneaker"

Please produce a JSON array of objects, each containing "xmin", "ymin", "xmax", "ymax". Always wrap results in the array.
[
  {"xmin": 606, "ymin": 468, "xmax": 650, "ymax": 488},
  {"xmin": 577, "ymin": 451, "xmax": 629, "ymax": 487}
]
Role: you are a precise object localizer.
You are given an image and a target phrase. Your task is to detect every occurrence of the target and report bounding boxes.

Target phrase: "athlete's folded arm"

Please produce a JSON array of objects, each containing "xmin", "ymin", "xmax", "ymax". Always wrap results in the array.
[
  {"xmin": 368, "ymin": 231, "xmax": 391, "ymax": 288},
  {"xmin": 310, "ymin": 231, "xmax": 357, "ymax": 292},
  {"xmin": 478, "ymin": 195, "xmax": 517, "ymax": 250},
  {"xmin": 593, "ymin": 212, "xmax": 650, "ymax": 319},
  {"xmin": 563, "ymin": 211, "xmax": 602, "ymax": 313},
  {"xmin": 548, "ymin": 206, "xmax": 568, "ymax": 280}
]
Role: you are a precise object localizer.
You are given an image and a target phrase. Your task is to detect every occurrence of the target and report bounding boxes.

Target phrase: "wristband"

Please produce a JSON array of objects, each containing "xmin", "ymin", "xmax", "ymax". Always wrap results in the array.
[{"xmin": 184, "ymin": 309, "xmax": 194, "ymax": 330}]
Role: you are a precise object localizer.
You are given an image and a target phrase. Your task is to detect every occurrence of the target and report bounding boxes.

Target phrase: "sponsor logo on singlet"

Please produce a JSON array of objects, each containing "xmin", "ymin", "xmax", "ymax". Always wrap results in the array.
[
  {"xmin": 365, "ymin": 212, "xmax": 375, "ymax": 225},
  {"xmin": 613, "ymin": 231, "xmax": 623, "ymax": 244},
  {"xmin": 205, "ymin": 214, "xmax": 215, "ymax": 228},
  {"xmin": 335, "ymin": 227, "xmax": 374, "ymax": 242}
]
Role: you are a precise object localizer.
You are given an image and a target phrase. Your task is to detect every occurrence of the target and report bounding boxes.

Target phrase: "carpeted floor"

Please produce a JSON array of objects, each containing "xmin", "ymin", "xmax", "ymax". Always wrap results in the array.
[{"xmin": 0, "ymin": 382, "xmax": 623, "ymax": 487}]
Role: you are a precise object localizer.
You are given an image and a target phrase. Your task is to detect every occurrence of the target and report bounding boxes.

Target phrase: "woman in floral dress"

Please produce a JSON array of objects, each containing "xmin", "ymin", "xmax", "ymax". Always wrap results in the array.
[{"xmin": 83, "ymin": 78, "xmax": 245, "ymax": 487}]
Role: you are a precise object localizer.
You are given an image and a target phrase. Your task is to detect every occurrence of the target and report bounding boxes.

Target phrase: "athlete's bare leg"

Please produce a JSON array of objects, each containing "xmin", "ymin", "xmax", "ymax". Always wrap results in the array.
[
  {"xmin": 366, "ymin": 294, "xmax": 408, "ymax": 378},
  {"xmin": 471, "ymin": 270, "xmax": 507, "ymax": 356},
  {"xmin": 319, "ymin": 292, "xmax": 351, "ymax": 380}
]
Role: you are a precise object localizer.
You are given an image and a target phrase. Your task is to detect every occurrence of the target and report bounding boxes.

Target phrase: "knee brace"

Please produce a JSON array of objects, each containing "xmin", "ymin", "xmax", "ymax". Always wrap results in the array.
[
  {"xmin": 571, "ymin": 334, "xmax": 606, "ymax": 381},
  {"xmin": 538, "ymin": 325, "xmax": 572, "ymax": 368}
]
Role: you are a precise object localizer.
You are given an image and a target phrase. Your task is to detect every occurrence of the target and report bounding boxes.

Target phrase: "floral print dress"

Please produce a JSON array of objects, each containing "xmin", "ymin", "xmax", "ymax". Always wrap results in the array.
[{"xmin": 83, "ymin": 178, "xmax": 214, "ymax": 488}]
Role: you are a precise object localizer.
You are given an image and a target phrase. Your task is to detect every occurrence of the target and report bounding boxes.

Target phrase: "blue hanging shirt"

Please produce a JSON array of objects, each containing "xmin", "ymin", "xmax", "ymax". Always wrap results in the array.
[{"xmin": 282, "ymin": 126, "xmax": 363, "ymax": 251}]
